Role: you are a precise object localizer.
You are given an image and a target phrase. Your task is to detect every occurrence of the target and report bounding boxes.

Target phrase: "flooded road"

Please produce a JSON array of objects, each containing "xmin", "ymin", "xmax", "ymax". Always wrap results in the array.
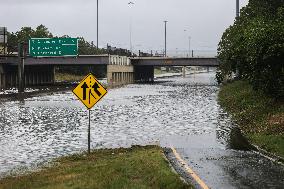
[{"xmin": 0, "ymin": 73, "xmax": 283, "ymax": 188}]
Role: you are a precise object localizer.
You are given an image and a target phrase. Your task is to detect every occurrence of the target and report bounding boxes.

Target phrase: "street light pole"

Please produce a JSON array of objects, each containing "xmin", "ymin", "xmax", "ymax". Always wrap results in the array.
[
  {"xmin": 188, "ymin": 36, "xmax": 191, "ymax": 57},
  {"xmin": 130, "ymin": 22, "xmax": 132, "ymax": 55},
  {"xmin": 236, "ymin": 0, "xmax": 240, "ymax": 18},
  {"xmin": 164, "ymin": 21, "xmax": 168, "ymax": 57},
  {"xmin": 184, "ymin": 29, "xmax": 191, "ymax": 57},
  {"xmin": 97, "ymin": 0, "xmax": 99, "ymax": 49},
  {"xmin": 128, "ymin": 2, "xmax": 135, "ymax": 55}
]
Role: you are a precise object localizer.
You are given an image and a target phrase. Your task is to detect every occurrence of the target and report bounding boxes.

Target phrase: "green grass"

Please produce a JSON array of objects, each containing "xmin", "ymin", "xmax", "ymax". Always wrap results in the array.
[
  {"xmin": 0, "ymin": 146, "xmax": 192, "ymax": 189},
  {"xmin": 250, "ymin": 134, "xmax": 284, "ymax": 157},
  {"xmin": 218, "ymin": 80, "xmax": 284, "ymax": 157}
]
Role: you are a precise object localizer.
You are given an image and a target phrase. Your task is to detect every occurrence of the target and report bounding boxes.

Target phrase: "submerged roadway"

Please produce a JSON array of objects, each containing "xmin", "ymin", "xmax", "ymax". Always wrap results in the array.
[{"xmin": 0, "ymin": 72, "xmax": 283, "ymax": 188}]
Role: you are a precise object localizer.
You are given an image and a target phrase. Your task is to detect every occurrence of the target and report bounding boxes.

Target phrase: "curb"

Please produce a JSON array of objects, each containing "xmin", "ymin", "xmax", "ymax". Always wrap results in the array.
[
  {"xmin": 237, "ymin": 129, "xmax": 284, "ymax": 166},
  {"xmin": 163, "ymin": 147, "xmax": 210, "ymax": 189}
]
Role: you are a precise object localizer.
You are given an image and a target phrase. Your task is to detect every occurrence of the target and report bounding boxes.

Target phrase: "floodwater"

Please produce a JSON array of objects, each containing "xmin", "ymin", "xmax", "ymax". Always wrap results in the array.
[{"xmin": 0, "ymin": 73, "xmax": 283, "ymax": 188}]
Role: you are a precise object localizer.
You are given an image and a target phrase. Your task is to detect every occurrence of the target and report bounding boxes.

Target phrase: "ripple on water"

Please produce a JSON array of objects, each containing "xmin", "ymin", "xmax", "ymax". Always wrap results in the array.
[{"xmin": 0, "ymin": 73, "xmax": 227, "ymax": 177}]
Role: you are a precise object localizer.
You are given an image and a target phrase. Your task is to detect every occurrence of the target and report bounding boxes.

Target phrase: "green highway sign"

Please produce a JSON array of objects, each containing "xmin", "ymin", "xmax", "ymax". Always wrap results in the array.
[{"xmin": 29, "ymin": 38, "xmax": 78, "ymax": 57}]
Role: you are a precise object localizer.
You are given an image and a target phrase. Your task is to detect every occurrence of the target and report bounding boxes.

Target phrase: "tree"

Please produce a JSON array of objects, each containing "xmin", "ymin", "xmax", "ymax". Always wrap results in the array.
[
  {"xmin": 6, "ymin": 32, "xmax": 18, "ymax": 54},
  {"xmin": 217, "ymin": 0, "xmax": 284, "ymax": 97},
  {"xmin": 34, "ymin": 25, "xmax": 53, "ymax": 38},
  {"xmin": 15, "ymin": 27, "xmax": 35, "ymax": 43}
]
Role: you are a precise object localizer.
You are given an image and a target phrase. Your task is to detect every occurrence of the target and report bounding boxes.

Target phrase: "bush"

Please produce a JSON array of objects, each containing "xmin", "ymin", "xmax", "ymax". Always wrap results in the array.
[{"xmin": 217, "ymin": 0, "xmax": 284, "ymax": 98}]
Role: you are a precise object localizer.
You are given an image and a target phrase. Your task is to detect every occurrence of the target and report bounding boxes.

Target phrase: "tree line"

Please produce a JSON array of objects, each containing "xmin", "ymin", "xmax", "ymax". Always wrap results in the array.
[
  {"xmin": 5, "ymin": 25, "xmax": 150, "ymax": 57},
  {"xmin": 6, "ymin": 25, "xmax": 100, "ymax": 55},
  {"xmin": 217, "ymin": 0, "xmax": 284, "ymax": 98}
]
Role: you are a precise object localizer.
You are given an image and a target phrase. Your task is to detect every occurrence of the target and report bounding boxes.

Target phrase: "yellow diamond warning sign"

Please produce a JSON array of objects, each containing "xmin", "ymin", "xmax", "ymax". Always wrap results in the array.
[{"xmin": 73, "ymin": 73, "xmax": 107, "ymax": 109}]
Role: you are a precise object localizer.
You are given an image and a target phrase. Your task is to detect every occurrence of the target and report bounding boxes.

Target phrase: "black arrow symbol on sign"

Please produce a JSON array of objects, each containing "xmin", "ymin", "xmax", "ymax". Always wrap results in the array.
[
  {"xmin": 92, "ymin": 83, "xmax": 102, "ymax": 97},
  {"xmin": 81, "ymin": 82, "xmax": 89, "ymax": 100}
]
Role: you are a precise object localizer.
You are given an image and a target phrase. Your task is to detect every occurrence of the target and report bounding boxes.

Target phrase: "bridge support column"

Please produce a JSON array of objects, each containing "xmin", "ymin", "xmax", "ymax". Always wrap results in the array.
[
  {"xmin": 51, "ymin": 66, "xmax": 55, "ymax": 84},
  {"xmin": 1, "ymin": 74, "xmax": 5, "ymax": 90},
  {"xmin": 32, "ymin": 73, "xmax": 35, "ymax": 85},
  {"xmin": 0, "ymin": 65, "xmax": 17, "ymax": 90},
  {"xmin": 119, "ymin": 72, "xmax": 121, "ymax": 84},
  {"xmin": 17, "ymin": 68, "xmax": 24, "ymax": 90},
  {"xmin": 182, "ymin": 66, "xmax": 186, "ymax": 78},
  {"xmin": 129, "ymin": 73, "xmax": 132, "ymax": 83},
  {"xmin": 0, "ymin": 65, "xmax": 4, "ymax": 90},
  {"xmin": 0, "ymin": 74, "xmax": 2, "ymax": 90}
]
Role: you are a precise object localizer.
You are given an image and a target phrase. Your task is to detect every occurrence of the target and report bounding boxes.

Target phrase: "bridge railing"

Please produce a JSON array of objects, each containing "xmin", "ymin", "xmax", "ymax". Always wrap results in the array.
[
  {"xmin": 109, "ymin": 55, "xmax": 131, "ymax": 66},
  {"xmin": 138, "ymin": 50, "xmax": 217, "ymax": 58},
  {"xmin": 167, "ymin": 50, "xmax": 217, "ymax": 58}
]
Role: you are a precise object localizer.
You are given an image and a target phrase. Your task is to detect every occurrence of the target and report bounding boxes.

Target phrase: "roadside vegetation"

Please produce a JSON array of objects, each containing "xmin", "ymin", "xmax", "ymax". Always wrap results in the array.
[
  {"xmin": 219, "ymin": 81, "xmax": 284, "ymax": 158},
  {"xmin": 217, "ymin": 0, "xmax": 283, "ymax": 98},
  {"xmin": 0, "ymin": 146, "xmax": 192, "ymax": 189},
  {"xmin": 217, "ymin": 0, "xmax": 283, "ymax": 158}
]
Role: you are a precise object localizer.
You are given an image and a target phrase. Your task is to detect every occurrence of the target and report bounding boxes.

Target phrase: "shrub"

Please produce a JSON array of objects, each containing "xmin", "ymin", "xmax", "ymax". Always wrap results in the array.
[{"xmin": 217, "ymin": 0, "xmax": 284, "ymax": 98}]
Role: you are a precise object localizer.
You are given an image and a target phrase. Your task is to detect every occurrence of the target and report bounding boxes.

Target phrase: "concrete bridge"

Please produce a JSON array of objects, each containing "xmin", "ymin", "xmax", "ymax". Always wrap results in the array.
[
  {"xmin": 131, "ymin": 57, "xmax": 218, "ymax": 67},
  {"xmin": 131, "ymin": 57, "xmax": 218, "ymax": 82},
  {"xmin": 0, "ymin": 55, "xmax": 218, "ymax": 90}
]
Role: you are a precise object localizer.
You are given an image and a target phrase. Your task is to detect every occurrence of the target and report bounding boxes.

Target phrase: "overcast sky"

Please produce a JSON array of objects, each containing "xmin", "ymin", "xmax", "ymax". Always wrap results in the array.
[{"xmin": 1, "ymin": 0, "xmax": 248, "ymax": 54}]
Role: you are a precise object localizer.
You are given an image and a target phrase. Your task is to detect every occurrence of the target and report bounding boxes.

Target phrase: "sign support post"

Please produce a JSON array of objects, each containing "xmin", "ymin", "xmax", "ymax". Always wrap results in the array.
[
  {"xmin": 88, "ymin": 109, "xmax": 91, "ymax": 154},
  {"xmin": 72, "ymin": 73, "xmax": 107, "ymax": 154}
]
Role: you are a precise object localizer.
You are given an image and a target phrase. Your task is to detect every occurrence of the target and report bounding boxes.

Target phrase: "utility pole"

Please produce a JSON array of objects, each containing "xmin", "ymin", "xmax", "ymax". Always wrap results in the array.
[
  {"xmin": 236, "ymin": 0, "xmax": 240, "ymax": 18},
  {"xmin": 164, "ymin": 20, "xmax": 168, "ymax": 57},
  {"xmin": 97, "ymin": 0, "xmax": 99, "ymax": 49}
]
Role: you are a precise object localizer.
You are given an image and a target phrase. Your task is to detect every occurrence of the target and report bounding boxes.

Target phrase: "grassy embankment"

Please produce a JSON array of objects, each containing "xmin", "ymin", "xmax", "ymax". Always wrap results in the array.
[
  {"xmin": 218, "ymin": 81, "xmax": 284, "ymax": 158},
  {"xmin": 0, "ymin": 146, "xmax": 192, "ymax": 189}
]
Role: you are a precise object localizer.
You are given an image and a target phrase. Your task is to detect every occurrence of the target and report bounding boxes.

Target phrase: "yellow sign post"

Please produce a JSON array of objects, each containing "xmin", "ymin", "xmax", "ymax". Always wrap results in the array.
[{"xmin": 73, "ymin": 73, "xmax": 108, "ymax": 153}]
